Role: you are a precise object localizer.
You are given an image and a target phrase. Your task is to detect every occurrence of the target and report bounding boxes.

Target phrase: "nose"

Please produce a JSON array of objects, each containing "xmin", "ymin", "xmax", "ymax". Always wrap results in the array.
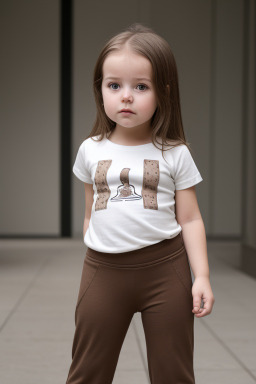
[{"xmin": 122, "ymin": 87, "xmax": 133, "ymax": 103}]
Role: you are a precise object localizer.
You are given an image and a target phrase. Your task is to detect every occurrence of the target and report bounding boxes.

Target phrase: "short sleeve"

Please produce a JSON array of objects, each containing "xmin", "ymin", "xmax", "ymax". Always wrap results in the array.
[
  {"xmin": 174, "ymin": 145, "xmax": 203, "ymax": 190},
  {"xmin": 72, "ymin": 142, "xmax": 93, "ymax": 184}
]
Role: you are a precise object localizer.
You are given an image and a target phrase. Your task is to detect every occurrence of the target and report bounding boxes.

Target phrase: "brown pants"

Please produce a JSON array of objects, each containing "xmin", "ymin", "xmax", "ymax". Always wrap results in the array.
[{"xmin": 66, "ymin": 232, "xmax": 195, "ymax": 384}]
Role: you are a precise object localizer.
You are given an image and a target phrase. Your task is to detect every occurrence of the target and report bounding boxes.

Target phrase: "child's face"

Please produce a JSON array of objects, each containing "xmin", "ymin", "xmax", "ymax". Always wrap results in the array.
[{"xmin": 101, "ymin": 48, "xmax": 158, "ymax": 133}]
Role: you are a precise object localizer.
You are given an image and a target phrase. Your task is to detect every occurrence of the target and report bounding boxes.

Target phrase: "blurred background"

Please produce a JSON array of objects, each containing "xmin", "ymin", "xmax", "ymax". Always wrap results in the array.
[{"xmin": 0, "ymin": 1, "xmax": 255, "ymax": 383}]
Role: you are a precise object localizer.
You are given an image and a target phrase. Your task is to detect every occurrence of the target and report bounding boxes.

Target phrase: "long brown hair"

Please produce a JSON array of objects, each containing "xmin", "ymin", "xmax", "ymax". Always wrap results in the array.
[{"xmin": 85, "ymin": 23, "xmax": 192, "ymax": 157}]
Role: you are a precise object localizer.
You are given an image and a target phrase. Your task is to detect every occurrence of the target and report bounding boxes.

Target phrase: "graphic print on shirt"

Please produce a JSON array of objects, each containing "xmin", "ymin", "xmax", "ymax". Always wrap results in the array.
[
  {"xmin": 94, "ymin": 160, "xmax": 112, "ymax": 211},
  {"xmin": 111, "ymin": 168, "xmax": 142, "ymax": 202},
  {"xmin": 142, "ymin": 159, "xmax": 159, "ymax": 210},
  {"xmin": 94, "ymin": 159, "xmax": 159, "ymax": 211}
]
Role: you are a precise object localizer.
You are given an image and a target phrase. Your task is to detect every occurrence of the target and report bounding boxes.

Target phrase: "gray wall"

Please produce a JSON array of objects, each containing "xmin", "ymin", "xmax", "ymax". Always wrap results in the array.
[
  {"xmin": 246, "ymin": 0, "xmax": 256, "ymax": 247},
  {"xmin": 0, "ymin": 0, "xmax": 60, "ymax": 235},
  {"xmin": 241, "ymin": 0, "xmax": 256, "ymax": 272}
]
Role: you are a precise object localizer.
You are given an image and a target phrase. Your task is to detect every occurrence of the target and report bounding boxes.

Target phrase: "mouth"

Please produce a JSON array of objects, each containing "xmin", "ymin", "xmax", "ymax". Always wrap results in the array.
[{"xmin": 120, "ymin": 109, "xmax": 135, "ymax": 114}]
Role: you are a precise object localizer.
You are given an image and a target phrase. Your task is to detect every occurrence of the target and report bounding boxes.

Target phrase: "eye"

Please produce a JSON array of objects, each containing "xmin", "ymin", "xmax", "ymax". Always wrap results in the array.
[
  {"xmin": 107, "ymin": 83, "xmax": 149, "ymax": 91},
  {"xmin": 137, "ymin": 84, "xmax": 148, "ymax": 91},
  {"xmin": 108, "ymin": 83, "xmax": 119, "ymax": 90}
]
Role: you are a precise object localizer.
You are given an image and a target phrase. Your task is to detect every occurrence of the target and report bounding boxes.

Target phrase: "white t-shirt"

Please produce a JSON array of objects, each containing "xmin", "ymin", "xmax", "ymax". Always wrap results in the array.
[{"xmin": 73, "ymin": 135, "xmax": 203, "ymax": 253}]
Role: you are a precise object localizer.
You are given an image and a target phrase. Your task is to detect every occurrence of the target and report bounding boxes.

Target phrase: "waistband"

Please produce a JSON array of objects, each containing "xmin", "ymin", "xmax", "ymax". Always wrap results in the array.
[{"xmin": 85, "ymin": 232, "xmax": 185, "ymax": 268}]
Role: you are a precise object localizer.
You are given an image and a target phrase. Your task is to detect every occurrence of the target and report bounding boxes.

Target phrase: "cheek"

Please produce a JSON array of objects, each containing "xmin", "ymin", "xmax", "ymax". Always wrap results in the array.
[
  {"xmin": 140, "ymin": 95, "xmax": 158, "ymax": 113},
  {"xmin": 101, "ymin": 87, "xmax": 107, "ymax": 102},
  {"xmin": 149, "ymin": 94, "xmax": 158, "ymax": 112},
  {"xmin": 103, "ymin": 100, "xmax": 116, "ymax": 120},
  {"xmin": 102, "ymin": 91, "xmax": 112, "ymax": 107},
  {"xmin": 103, "ymin": 90, "xmax": 116, "ymax": 105},
  {"xmin": 103, "ymin": 104, "xmax": 113, "ymax": 117}
]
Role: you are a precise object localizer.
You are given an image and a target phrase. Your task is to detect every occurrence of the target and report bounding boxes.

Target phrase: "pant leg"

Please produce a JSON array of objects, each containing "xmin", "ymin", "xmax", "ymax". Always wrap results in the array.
[
  {"xmin": 66, "ymin": 256, "xmax": 135, "ymax": 384},
  {"xmin": 138, "ymin": 247, "xmax": 195, "ymax": 384}
]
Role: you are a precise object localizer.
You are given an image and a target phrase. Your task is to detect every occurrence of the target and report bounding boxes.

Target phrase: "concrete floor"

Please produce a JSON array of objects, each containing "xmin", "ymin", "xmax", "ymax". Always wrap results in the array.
[{"xmin": 0, "ymin": 239, "xmax": 256, "ymax": 384}]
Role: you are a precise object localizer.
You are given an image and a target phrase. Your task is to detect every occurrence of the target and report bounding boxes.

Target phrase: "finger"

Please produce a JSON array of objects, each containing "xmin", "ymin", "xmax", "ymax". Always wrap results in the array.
[
  {"xmin": 193, "ymin": 299, "xmax": 213, "ymax": 317},
  {"xmin": 192, "ymin": 300, "xmax": 203, "ymax": 313},
  {"xmin": 193, "ymin": 295, "xmax": 202, "ymax": 312},
  {"xmin": 194, "ymin": 308, "xmax": 209, "ymax": 317},
  {"xmin": 192, "ymin": 302, "xmax": 203, "ymax": 312}
]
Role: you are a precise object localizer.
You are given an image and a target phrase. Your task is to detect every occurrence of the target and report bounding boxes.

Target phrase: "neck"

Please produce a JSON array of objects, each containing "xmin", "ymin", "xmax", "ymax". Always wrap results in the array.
[{"xmin": 109, "ymin": 125, "xmax": 152, "ymax": 144}]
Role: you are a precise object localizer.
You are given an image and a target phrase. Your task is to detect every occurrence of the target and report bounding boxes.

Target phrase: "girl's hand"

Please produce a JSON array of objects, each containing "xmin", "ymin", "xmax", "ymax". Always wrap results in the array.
[{"xmin": 191, "ymin": 276, "xmax": 215, "ymax": 317}]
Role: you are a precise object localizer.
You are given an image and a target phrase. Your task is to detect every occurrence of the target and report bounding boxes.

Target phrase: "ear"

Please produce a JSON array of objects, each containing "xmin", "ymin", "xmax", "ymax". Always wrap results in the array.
[{"xmin": 166, "ymin": 84, "xmax": 170, "ymax": 94}]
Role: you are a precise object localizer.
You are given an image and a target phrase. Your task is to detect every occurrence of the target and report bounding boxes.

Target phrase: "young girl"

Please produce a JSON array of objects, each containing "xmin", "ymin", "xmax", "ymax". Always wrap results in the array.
[{"xmin": 66, "ymin": 23, "xmax": 215, "ymax": 384}]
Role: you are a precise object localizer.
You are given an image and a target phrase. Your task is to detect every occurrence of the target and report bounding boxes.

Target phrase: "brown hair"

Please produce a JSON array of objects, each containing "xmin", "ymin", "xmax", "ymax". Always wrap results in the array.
[{"xmin": 85, "ymin": 22, "xmax": 192, "ymax": 158}]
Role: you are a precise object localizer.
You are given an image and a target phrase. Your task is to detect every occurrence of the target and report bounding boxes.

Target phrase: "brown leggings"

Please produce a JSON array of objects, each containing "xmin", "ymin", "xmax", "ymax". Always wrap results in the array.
[{"xmin": 66, "ymin": 232, "xmax": 195, "ymax": 384}]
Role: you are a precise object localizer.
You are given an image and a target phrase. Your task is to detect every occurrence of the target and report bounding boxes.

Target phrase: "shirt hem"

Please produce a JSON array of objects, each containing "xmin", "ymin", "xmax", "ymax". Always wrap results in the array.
[
  {"xmin": 175, "ymin": 173, "xmax": 203, "ymax": 190},
  {"xmin": 84, "ymin": 231, "xmax": 182, "ymax": 254}
]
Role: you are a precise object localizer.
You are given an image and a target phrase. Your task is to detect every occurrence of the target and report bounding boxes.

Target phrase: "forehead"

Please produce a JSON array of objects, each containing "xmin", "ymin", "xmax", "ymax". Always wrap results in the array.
[{"xmin": 102, "ymin": 50, "xmax": 153, "ymax": 79}]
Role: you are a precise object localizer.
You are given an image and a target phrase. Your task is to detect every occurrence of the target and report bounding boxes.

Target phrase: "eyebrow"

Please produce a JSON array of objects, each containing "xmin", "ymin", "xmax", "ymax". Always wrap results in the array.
[{"xmin": 104, "ymin": 77, "xmax": 152, "ymax": 82}]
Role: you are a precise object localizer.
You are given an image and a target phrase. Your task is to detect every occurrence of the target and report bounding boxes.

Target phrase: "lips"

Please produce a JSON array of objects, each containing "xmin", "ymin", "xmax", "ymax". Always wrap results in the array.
[{"xmin": 120, "ymin": 109, "xmax": 134, "ymax": 113}]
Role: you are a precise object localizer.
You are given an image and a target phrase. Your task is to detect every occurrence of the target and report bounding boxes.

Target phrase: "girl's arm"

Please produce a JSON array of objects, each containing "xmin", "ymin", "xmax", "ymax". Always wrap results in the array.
[
  {"xmin": 83, "ymin": 182, "xmax": 94, "ymax": 239},
  {"xmin": 175, "ymin": 186, "xmax": 215, "ymax": 317},
  {"xmin": 175, "ymin": 186, "xmax": 208, "ymax": 278}
]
